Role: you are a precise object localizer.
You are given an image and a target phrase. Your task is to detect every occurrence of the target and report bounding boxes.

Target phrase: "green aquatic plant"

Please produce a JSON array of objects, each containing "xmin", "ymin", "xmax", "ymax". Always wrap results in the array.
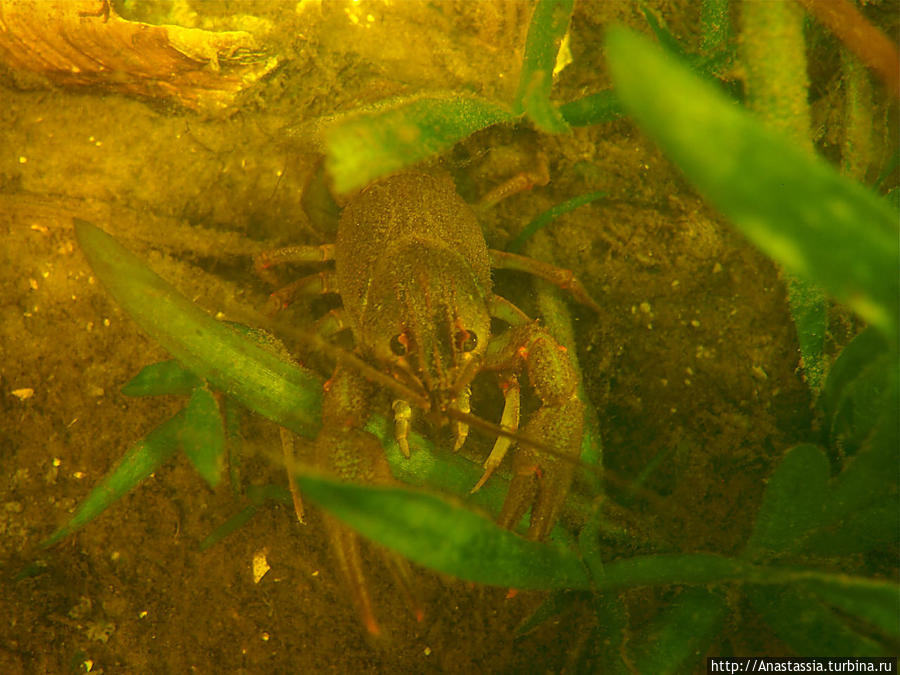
[
  {"xmin": 326, "ymin": 0, "xmax": 594, "ymax": 194},
  {"xmin": 38, "ymin": 1, "xmax": 898, "ymax": 670}
]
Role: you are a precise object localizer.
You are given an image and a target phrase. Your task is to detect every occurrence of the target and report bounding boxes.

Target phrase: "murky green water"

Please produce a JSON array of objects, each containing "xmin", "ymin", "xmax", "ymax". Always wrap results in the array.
[{"xmin": 2, "ymin": 0, "xmax": 897, "ymax": 672}]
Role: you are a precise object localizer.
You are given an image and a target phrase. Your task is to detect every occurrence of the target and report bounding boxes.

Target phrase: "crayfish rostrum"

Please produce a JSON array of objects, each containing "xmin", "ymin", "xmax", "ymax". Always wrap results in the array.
[{"xmin": 257, "ymin": 171, "xmax": 598, "ymax": 635}]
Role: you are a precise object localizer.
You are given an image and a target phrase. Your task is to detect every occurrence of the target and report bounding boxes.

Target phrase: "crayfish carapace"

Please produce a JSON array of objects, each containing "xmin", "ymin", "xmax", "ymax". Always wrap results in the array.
[{"xmin": 256, "ymin": 171, "xmax": 599, "ymax": 635}]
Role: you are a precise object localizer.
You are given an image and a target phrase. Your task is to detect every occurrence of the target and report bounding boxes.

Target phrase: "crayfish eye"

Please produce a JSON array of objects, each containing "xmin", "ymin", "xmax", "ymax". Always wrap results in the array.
[
  {"xmin": 389, "ymin": 333, "xmax": 408, "ymax": 356},
  {"xmin": 455, "ymin": 329, "xmax": 478, "ymax": 353}
]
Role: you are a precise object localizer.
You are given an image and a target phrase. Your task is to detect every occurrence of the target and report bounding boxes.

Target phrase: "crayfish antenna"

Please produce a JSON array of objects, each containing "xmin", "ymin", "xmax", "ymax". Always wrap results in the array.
[
  {"xmin": 384, "ymin": 550, "xmax": 425, "ymax": 625},
  {"xmin": 322, "ymin": 512, "xmax": 382, "ymax": 636}
]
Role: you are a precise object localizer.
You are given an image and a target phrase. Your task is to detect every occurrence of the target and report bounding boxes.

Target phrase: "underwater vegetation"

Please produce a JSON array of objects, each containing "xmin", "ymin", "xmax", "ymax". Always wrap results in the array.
[{"xmin": 22, "ymin": 0, "xmax": 898, "ymax": 670}]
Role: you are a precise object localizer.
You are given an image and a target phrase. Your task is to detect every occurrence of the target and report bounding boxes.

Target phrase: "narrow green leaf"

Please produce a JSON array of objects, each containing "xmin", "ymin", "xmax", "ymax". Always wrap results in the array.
[
  {"xmin": 748, "ymin": 586, "xmax": 890, "ymax": 656},
  {"xmin": 121, "ymin": 360, "xmax": 201, "ymax": 397},
  {"xmin": 804, "ymin": 503, "xmax": 900, "ymax": 557},
  {"xmin": 179, "ymin": 386, "xmax": 225, "ymax": 488},
  {"xmin": 630, "ymin": 587, "xmax": 728, "ymax": 675},
  {"xmin": 199, "ymin": 504, "xmax": 258, "ymax": 551},
  {"xmin": 74, "ymin": 220, "xmax": 594, "ymax": 535},
  {"xmin": 74, "ymin": 219, "xmax": 323, "ymax": 439},
  {"xmin": 606, "ymin": 27, "xmax": 900, "ymax": 340},
  {"xmin": 584, "ymin": 595, "xmax": 630, "ymax": 674},
  {"xmin": 785, "ymin": 277, "xmax": 827, "ymax": 394},
  {"xmin": 701, "ymin": 0, "xmax": 731, "ymax": 54},
  {"xmin": 507, "ymin": 190, "xmax": 607, "ymax": 253},
  {"xmin": 296, "ymin": 474, "xmax": 590, "ymax": 589},
  {"xmin": 578, "ymin": 502, "xmax": 605, "ymax": 580},
  {"xmin": 223, "ymin": 396, "xmax": 243, "ymax": 495},
  {"xmin": 515, "ymin": 590, "xmax": 581, "ymax": 637},
  {"xmin": 799, "ymin": 576, "xmax": 900, "ymax": 640},
  {"xmin": 640, "ymin": 4, "xmax": 689, "ymax": 63},
  {"xmin": 200, "ymin": 486, "xmax": 291, "ymax": 550},
  {"xmin": 325, "ymin": 94, "xmax": 515, "ymax": 194},
  {"xmin": 367, "ymin": 415, "xmax": 509, "ymax": 514},
  {"xmin": 594, "ymin": 553, "xmax": 750, "ymax": 590},
  {"xmin": 558, "ymin": 91, "xmax": 622, "ymax": 127},
  {"xmin": 743, "ymin": 444, "xmax": 830, "ymax": 560},
  {"xmin": 514, "ymin": 0, "xmax": 574, "ymax": 133},
  {"xmin": 41, "ymin": 411, "xmax": 184, "ymax": 548},
  {"xmin": 245, "ymin": 484, "xmax": 293, "ymax": 506}
]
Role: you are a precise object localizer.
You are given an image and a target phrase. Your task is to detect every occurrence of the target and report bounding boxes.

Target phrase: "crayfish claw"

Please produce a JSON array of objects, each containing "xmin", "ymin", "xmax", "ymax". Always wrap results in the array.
[
  {"xmin": 498, "ymin": 397, "xmax": 583, "ymax": 540},
  {"xmin": 470, "ymin": 436, "xmax": 512, "ymax": 494},
  {"xmin": 471, "ymin": 375, "xmax": 520, "ymax": 494}
]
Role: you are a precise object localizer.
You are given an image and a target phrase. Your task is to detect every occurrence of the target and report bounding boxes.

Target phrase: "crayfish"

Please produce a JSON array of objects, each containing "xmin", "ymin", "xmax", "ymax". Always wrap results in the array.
[{"xmin": 256, "ymin": 171, "xmax": 598, "ymax": 635}]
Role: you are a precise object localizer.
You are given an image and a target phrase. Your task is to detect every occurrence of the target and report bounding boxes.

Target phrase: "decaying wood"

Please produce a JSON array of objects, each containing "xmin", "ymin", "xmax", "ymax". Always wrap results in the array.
[{"xmin": 0, "ymin": 0, "xmax": 278, "ymax": 112}]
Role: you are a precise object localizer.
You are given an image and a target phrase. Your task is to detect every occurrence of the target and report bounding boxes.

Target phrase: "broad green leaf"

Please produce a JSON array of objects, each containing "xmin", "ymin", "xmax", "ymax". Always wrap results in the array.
[
  {"xmin": 121, "ymin": 359, "xmax": 201, "ymax": 397},
  {"xmin": 74, "ymin": 219, "xmax": 323, "ymax": 439},
  {"xmin": 179, "ymin": 386, "xmax": 225, "ymax": 488},
  {"xmin": 514, "ymin": 0, "xmax": 573, "ymax": 133},
  {"xmin": 743, "ymin": 444, "xmax": 829, "ymax": 560},
  {"xmin": 820, "ymin": 328, "xmax": 888, "ymax": 435},
  {"xmin": 605, "ymin": 27, "xmax": 900, "ymax": 341},
  {"xmin": 41, "ymin": 411, "xmax": 184, "ymax": 547},
  {"xmin": 630, "ymin": 587, "xmax": 728, "ymax": 675},
  {"xmin": 296, "ymin": 474, "xmax": 590, "ymax": 589},
  {"xmin": 830, "ymin": 353, "xmax": 896, "ymax": 457},
  {"xmin": 325, "ymin": 94, "xmax": 514, "ymax": 194},
  {"xmin": 748, "ymin": 586, "xmax": 890, "ymax": 657}
]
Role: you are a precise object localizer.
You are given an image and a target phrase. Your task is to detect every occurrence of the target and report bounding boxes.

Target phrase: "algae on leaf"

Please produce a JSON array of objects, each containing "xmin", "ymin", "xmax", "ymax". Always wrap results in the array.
[{"xmin": 605, "ymin": 27, "xmax": 899, "ymax": 342}]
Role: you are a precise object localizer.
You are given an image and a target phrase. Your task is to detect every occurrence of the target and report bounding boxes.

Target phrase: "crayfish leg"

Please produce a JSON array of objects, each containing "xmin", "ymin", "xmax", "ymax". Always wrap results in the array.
[
  {"xmin": 312, "ymin": 366, "xmax": 423, "ymax": 635},
  {"xmin": 315, "ymin": 427, "xmax": 424, "ymax": 636},
  {"xmin": 488, "ymin": 249, "xmax": 601, "ymax": 313}
]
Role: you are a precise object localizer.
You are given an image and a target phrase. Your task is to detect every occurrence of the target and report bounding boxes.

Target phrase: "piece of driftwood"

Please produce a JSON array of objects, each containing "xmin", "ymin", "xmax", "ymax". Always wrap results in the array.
[{"xmin": 0, "ymin": 0, "xmax": 278, "ymax": 112}]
